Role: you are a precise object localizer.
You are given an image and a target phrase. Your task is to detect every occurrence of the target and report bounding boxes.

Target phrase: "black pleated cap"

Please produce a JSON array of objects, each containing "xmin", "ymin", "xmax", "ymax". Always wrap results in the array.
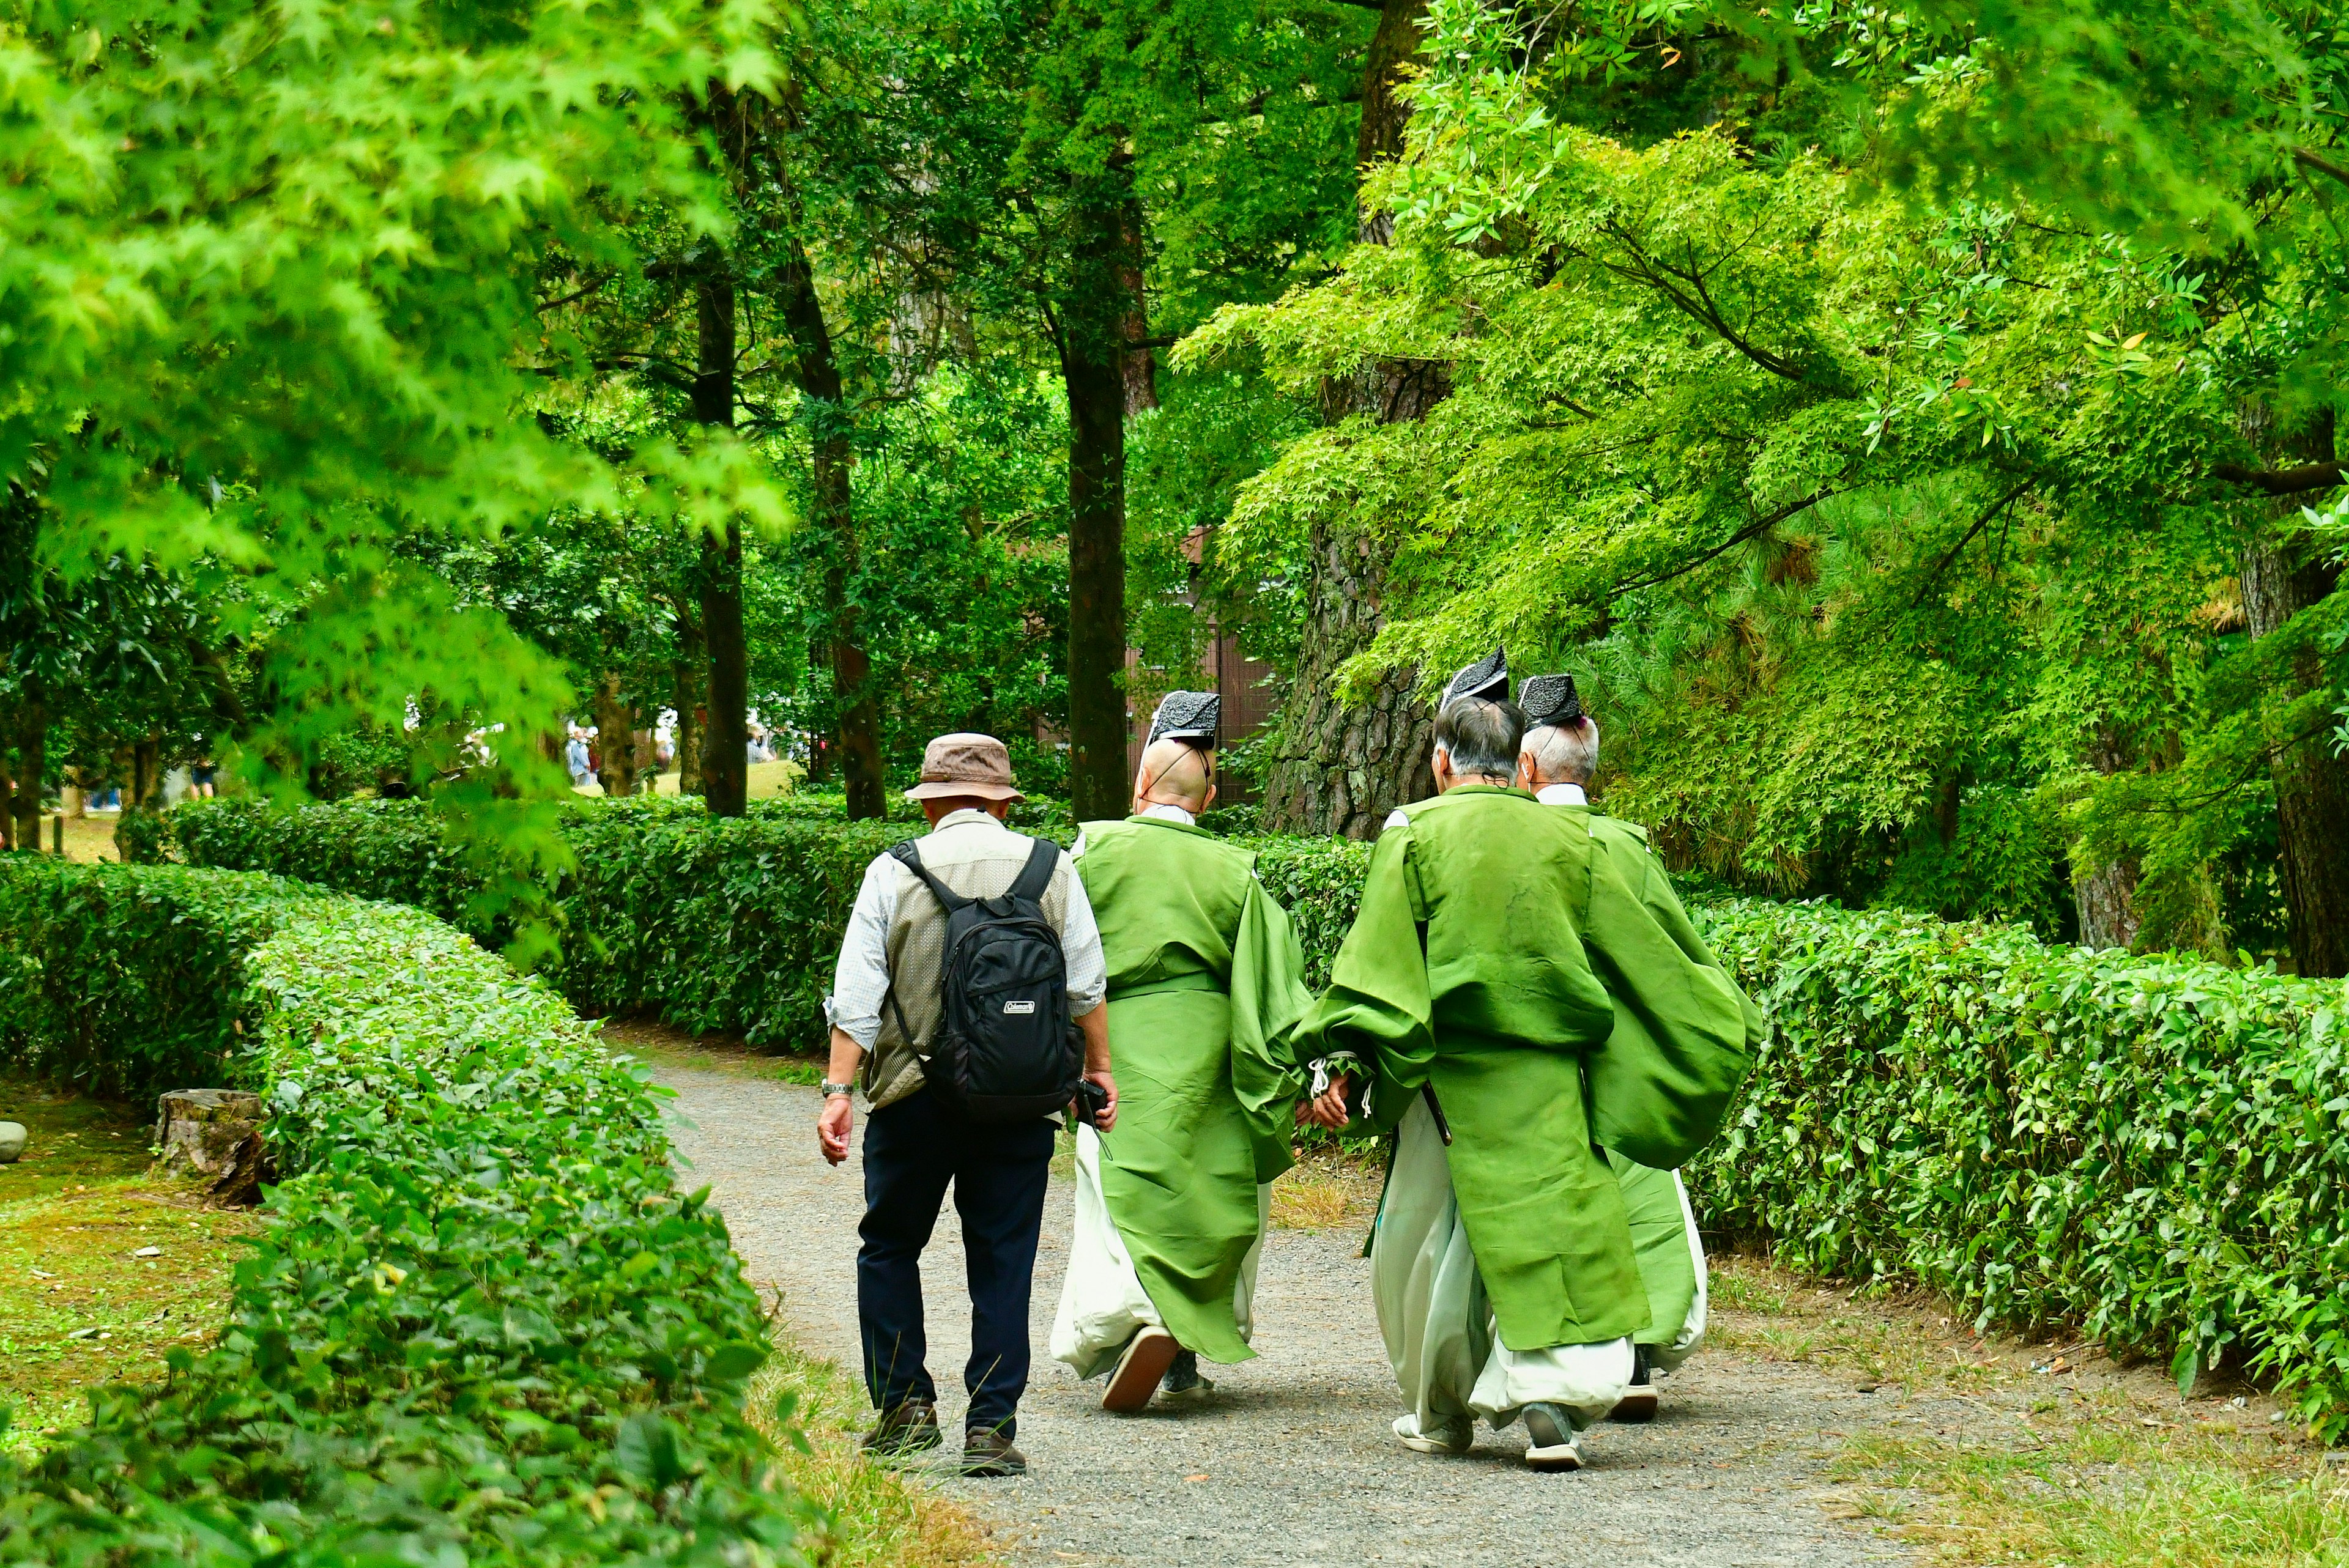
[
  {"xmin": 1519, "ymin": 673, "xmax": 1584, "ymax": 728},
  {"xmin": 1146, "ymin": 690, "xmax": 1220, "ymax": 747},
  {"xmin": 1441, "ymin": 645, "xmax": 1509, "ymax": 707}
]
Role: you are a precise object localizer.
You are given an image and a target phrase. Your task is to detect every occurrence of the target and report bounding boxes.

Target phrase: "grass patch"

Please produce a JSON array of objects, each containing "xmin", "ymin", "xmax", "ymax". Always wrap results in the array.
[
  {"xmin": 596, "ymin": 1017, "xmax": 826, "ymax": 1085},
  {"xmin": 0, "ymin": 1080, "xmax": 256, "ymax": 1459},
  {"xmin": 1832, "ymin": 1421, "xmax": 2349, "ymax": 1566},
  {"xmin": 1701, "ymin": 1252, "xmax": 2345, "ymax": 1566},
  {"xmin": 1270, "ymin": 1143, "xmax": 1384, "ymax": 1231},
  {"xmin": 747, "ymin": 1334, "xmax": 997, "ymax": 1568}
]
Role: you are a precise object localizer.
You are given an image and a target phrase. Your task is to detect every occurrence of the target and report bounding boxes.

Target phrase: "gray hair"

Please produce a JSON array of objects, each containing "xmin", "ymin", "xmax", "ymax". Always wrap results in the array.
[
  {"xmin": 1434, "ymin": 697, "xmax": 1526, "ymax": 780},
  {"xmin": 1523, "ymin": 717, "xmax": 1600, "ymax": 785}
]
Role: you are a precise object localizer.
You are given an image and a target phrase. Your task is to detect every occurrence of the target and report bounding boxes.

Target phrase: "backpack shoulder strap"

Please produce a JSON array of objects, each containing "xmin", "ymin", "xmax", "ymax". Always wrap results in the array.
[
  {"xmin": 888, "ymin": 838, "xmax": 971, "ymax": 914},
  {"xmin": 1006, "ymin": 834, "xmax": 1060, "ymax": 905}
]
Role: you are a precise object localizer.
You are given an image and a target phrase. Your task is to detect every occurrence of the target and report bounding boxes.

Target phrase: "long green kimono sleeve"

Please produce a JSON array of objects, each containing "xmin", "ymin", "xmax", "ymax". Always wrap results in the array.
[
  {"xmin": 1578, "ymin": 826, "xmax": 1756, "ymax": 1170},
  {"xmin": 1226, "ymin": 878, "xmax": 1314, "ymax": 1182}
]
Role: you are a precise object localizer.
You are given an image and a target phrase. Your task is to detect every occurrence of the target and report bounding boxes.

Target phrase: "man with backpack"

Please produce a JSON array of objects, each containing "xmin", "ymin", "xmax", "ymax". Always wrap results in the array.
[{"xmin": 816, "ymin": 732, "xmax": 1115, "ymax": 1479}]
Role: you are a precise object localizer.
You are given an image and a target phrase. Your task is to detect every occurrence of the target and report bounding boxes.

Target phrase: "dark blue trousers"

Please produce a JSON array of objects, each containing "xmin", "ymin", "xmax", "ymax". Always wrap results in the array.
[{"xmin": 858, "ymin": 1089, "xmax": 1056, "ymax": 1440}]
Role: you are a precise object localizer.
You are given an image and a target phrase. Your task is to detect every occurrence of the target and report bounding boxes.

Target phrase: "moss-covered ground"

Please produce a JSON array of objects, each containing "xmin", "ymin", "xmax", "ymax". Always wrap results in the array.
[{"xmin": 0, "ymin": 1079, "xmax": 258, "ymax": 1458}]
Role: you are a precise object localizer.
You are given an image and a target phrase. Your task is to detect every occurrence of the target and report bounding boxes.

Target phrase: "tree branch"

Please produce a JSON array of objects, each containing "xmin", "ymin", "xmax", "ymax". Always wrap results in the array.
[
  {"xmin": 2292, "ymin": 146, "xmax": 2349, "ymax": 190},
  {"xmin": 1608, "ymin": 489, "xmax": 1835, "ymax": 598},
  {"xmin": 2211, "ymin": 459, "xmax": 2344, "ymax": 495},
  {"xmin": 1912, "ymin": 480, "xmax": 2032, "ymax": 607}
]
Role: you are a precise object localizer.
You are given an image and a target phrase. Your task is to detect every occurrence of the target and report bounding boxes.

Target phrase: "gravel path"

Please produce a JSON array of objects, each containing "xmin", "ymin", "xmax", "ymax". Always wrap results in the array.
[{"xmin": 658, "ymin": 1067, "xmax": 1918, "ymax": 1568}]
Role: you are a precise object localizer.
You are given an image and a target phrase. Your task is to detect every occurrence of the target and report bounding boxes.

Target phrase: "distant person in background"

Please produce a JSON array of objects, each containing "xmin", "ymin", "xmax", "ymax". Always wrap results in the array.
[
  {"xmin": 189, "ymin": 756, "xmax": 217, "ymax": 799},
  {"xmin": 1050, "ymin": 693, "xmax": 1315, "ymax": 1412},
  {"xmin": 565, "ymin": 730, "xmax": 591, "ymax": 788}
]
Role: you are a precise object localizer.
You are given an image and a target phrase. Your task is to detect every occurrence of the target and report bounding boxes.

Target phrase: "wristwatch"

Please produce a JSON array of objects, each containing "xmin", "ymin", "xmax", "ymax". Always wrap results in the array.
[{"xmin": 820, "ymin": 1081, "xmax": 855, "ymax": 1099}]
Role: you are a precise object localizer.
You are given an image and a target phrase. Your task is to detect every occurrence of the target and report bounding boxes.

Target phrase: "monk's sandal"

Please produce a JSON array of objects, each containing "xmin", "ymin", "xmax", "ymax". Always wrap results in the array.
[
  {"xmin": 1391, "ymin": 1413, "xmax": 1472, "ymax": 1455},
  {"xmin": 1102, "ymin": 1326, "xmax": 1179, "ymax": 1413},
  {"xmin": 1611, "ymin": 1345, "xmax": 1659, "ymax": 1423},
  {"xmin": 861, "ymin": 1399, "xmax": 942, "ymax": 1459},
  {"xmin": 1158, "ymin": 1350, "xmax": 1214, "ymax": 1405},
  {"xmin": 1521, "ymin": 1403, "xmax": 1584, "ymax": 1472}
]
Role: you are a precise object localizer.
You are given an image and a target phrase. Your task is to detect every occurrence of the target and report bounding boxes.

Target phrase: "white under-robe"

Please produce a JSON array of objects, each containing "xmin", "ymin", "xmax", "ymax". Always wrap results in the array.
[
  {"xmin": 1373, "ymin": 1096, "xmax": 1633, "ymax": 1444},
  {"xmin": 1048, "ymin": 1123, "xmax": 1271, "ymax": 1380}
]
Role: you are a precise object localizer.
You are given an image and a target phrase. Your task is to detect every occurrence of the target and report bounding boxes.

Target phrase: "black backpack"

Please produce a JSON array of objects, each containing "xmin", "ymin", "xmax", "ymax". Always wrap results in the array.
[{"xmin": 883, "ymin": 835, "xmax": 1084, "ymax": 1121}]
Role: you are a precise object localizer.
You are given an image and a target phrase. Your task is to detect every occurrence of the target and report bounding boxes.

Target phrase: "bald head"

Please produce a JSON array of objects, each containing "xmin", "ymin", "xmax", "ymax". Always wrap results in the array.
[{"xmin": 1134, "ymin": 738, "xmax": 1216, "ymax": 814}]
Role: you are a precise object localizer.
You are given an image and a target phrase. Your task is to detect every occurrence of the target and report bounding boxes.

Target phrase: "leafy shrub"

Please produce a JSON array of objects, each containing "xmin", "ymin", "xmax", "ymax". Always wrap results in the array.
[
  {"xmin": 1683, "ymin": 900, "xmax": 2349, "ymax": 1440},
  {"xmin": 0, "ymin": 859, "xmax": 332, "ymax": 1098},
  {"xmin": 0, "ymin": 859, "xmax": 815, "ymax": 1566},
  {"xmin": 161, "ymin": 794, "xmax": 2349, "ymax": 1435}
]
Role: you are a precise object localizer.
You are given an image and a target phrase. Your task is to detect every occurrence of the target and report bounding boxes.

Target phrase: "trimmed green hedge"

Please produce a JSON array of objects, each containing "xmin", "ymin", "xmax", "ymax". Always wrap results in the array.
[
  {"xmin": 161, "ymin": 794, "xmax": 2349, "ymax": 1438},
  {"xmin": 0, "ymin": 859, "xmax": 815, "ymax": 1566},
  {"xmin": 1683, "ymin": 900, "xmax": 2349, "ymax": 1437}
]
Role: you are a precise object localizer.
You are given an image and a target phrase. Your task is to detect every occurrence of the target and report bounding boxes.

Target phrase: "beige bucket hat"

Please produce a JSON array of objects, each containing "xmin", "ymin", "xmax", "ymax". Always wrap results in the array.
[{"xmin": 903, "ymin": 732, "xmax": 1025, "ymax": 802}]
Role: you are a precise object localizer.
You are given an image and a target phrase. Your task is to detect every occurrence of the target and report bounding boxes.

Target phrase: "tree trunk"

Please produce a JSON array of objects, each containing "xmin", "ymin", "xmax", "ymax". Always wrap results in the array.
[
  {"xmin": 2241, "ymin": 525, "xmax": 2349, "ymax": 976},
  {"xmin": 1260, "ymin": 0, "xmax": 1449, "ymax": 836},
  {"xmin": 695, "ymin": 262, "xmax": 750, "ymax": 818},
  {"xmin": 1061, "ymin": 199, "xmax": 1137, "ymax": 822},
  {"xmin": 674, "ymin": 629, "xmax": 707, "ymax": 797},
  {"xmin": 11, "ymin": 693, "xmax": 42, "ymax": 851},
  {"xmin": 592, "ymin": 674, "xmax": 639, "ymax": 798},
  {"xmin": 777, "ymin": 234, "xmax": 885, "ymax": 819},
  {"xmin": 2073, "ymin": 730, "xmax": 2142, "ymax": 951}
]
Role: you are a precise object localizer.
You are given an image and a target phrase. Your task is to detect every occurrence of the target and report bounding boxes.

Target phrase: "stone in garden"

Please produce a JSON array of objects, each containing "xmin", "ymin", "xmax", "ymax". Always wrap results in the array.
[
  {"xmin": 0, "ymin": 1122, "xmax": 24, "ymax": 1163},
  {"xmin": 154, "ymin": 1089, "xmax": 273, "ymax": 1206}
]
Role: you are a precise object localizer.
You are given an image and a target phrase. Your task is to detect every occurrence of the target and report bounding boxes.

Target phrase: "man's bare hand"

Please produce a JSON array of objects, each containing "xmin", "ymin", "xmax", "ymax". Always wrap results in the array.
[
  {"xmin": 818, "ymin": 1095, "xmax": 853, "ymax": 1166},
  {"xmin": 1079, "ymin": 1068, "xmax": 1119, "ymax": 1134},
  {"xmin": 1296, "ymin": 1074, "xmax": 1352, "ymax": 1129}
]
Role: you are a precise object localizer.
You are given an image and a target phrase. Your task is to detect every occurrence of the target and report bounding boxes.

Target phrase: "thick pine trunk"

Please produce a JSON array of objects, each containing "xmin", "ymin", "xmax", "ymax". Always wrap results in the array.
[
  {"xmin": 1261, "ymin": 0, "xmax": 1447, "ymax": 836},
  {"xmin": 1061, "ymin": 198, "xmax": 1136, "ymax": 823},
  {"xmin": 694, "ymin": 265, "xmax": 750, "ymax": 818},
  {"xmin": 2241, "ymin": 525, "xmax": 2349, "ymax": 976},
  {"xmin": 778, "ymin": 235, "xmax": 885, "ymax": 819}
]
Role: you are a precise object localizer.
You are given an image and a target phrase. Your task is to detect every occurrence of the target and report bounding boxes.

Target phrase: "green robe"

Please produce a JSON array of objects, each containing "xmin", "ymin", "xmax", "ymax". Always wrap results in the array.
[
  {"xmin": 1074, "ymin": 815, "xmax": 1313, "ymax": 1364},
  {"xmin": 1557, "ymin": 803, "xmax": 1764, "ymax": 1351},
  {"xmin": 1298, "ymin": 784, "xmax": 1648, "ymax": 1352}
]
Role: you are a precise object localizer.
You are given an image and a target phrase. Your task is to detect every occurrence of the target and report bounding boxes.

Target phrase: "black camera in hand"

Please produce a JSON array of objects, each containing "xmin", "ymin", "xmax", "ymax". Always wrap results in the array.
[{"xmin": 1071, "ymin": 1076, "xmax": 1111, "ymax": 1131}]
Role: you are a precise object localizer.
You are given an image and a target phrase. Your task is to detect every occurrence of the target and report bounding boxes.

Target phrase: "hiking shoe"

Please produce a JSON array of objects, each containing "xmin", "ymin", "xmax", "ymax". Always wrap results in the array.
[
  {"xmin": 1392, "ymin": 1413, "xmax": 1472, "ymax": 1455},
  {"xmin": 1522, "ymin": 1402, "xmax": 1584, "ymax": 1472},
  {"xmin": 960, "ymin": 1426, "xmax": 1028, "ymax": 1477},
  {"xmin": 860, "ymin": 1399, "xmax": 942, "ymax": 1458},
  {"xmin": 1159, "ymin": 1349, "xmax": 1215, "ymax": 1405},
  {"xmin": 1102, "ymin": 1326, "xmax": 1179, "ymax": 1413},
  {"xmin": 1611, "ymin": 1344, "xmax": 1658, "ymax": 1423}
]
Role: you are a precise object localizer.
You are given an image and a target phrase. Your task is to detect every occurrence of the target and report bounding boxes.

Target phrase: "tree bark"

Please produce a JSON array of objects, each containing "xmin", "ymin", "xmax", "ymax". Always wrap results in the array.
[
  {"xmin": 674, "ymin": 617, "xmax": 707, "ymax": 797},
  {"xmin": 777, "ymin": 234, "xmax": 885, "ymax": 819},
  {"xmin": 2241, "ymin": 525, "xmax": 2349, "ymax": 976},
  {"xmin": 695, "ymin": 262, "xmax": 750, "ymax": 818},
  {"xmin": 12, "ymin": 692, "xmax": 43, "ymax": 851},
  {"xmin": 1061, "ymin": 196, "xmax": 1137, "ymax": 822},
  {"xmin": 592, "ymin": 673, "xmax": 639, "ymax": 798},
  {"xmin": 2073, "ymin": 729, "xmax": 2143, "ymax": 951},
  {"xmin": 1261, "ymin": 0, "xmax": 1449, "ymax": 837}
]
